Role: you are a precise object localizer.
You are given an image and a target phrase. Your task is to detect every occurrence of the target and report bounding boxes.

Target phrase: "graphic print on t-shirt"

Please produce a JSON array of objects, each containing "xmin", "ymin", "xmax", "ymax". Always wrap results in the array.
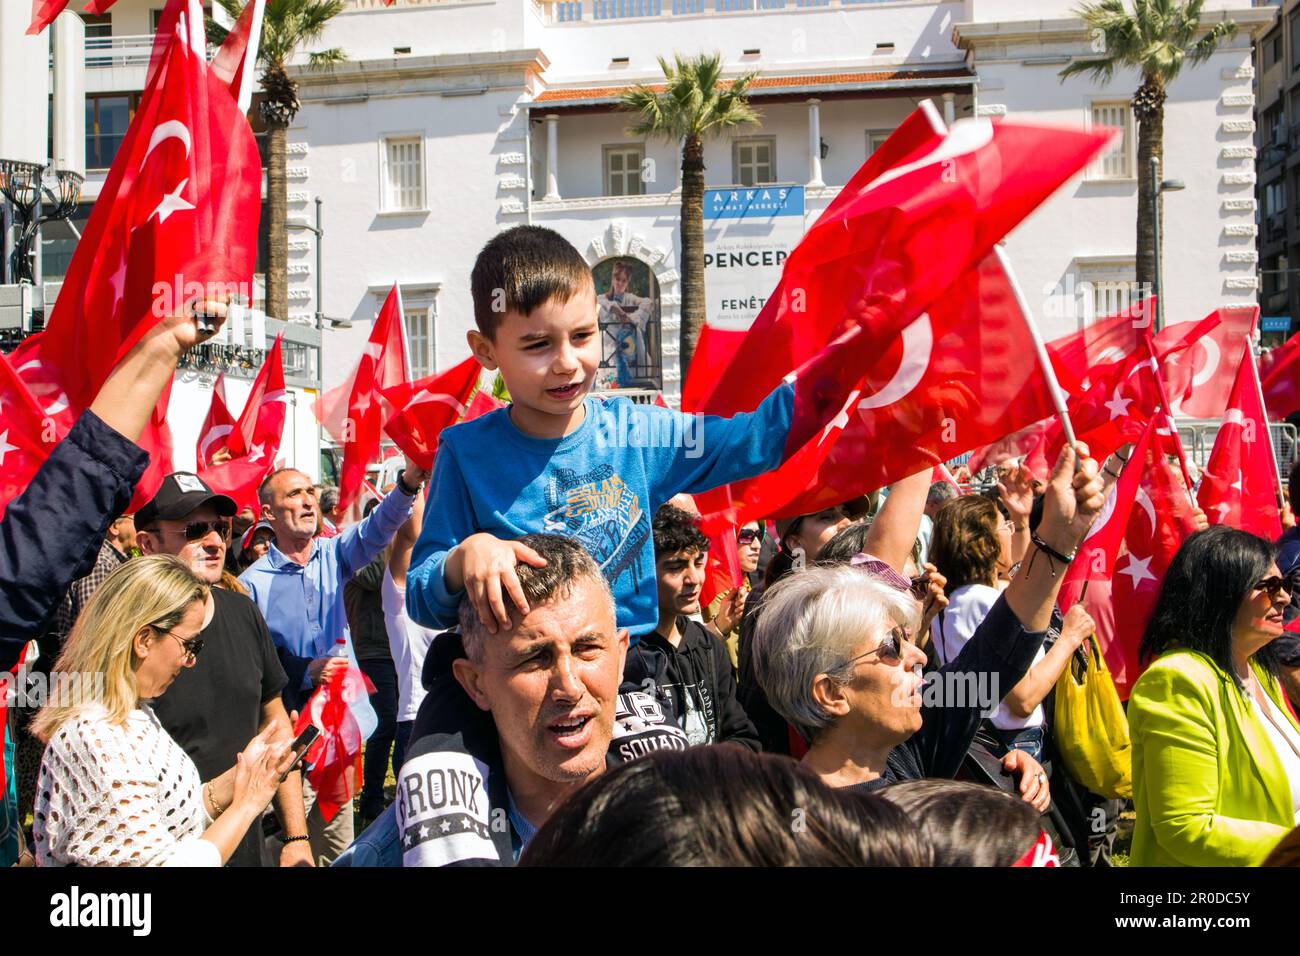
[{"xmin": 543, "ymin": 463, "xmax": 646, "ymax": 587}]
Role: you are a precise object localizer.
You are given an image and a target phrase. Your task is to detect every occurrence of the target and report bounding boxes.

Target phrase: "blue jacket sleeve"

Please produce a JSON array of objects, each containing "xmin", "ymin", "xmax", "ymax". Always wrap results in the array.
[
  {"xmin": 406, "ymin": 439, "xmax": 477, "ymax": 630},
  {"xmin": 650, "ymin": 382, "xmax": 795, "ymax": 503},
  {"xmin": 0, "ymin": 410, "xmax": 148, "ymax": 668},
  {"xmin": 335, "ymin": 483, "xmax": 415, "ymax": 583}
]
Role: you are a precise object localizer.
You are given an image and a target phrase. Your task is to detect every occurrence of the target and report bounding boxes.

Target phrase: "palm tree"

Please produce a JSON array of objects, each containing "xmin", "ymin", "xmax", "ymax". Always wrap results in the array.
[
  {"xmin": 211, "ymin": 0, "xmax": 345, "ymax": 324},
  {"xmin": 622, "ymin": 54, "xmax": 759, "ymax": 375},
  {"xmin": 1060, "ymin": 0, "xmax": 1236, "ymax": 302}
]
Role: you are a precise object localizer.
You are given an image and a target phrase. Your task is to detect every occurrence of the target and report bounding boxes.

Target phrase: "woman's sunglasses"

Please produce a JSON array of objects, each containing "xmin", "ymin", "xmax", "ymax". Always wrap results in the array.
[
  {"xmin": 737, "ymin": 528, "xmax": 764, "ymax": 547},
  {"xmin": 1254, "ymin": 576, "xmax": 1292, "ymax": 601},
  {"xmin": 839, "ymin": 624, "xmax": 911, "ymax": 670}
]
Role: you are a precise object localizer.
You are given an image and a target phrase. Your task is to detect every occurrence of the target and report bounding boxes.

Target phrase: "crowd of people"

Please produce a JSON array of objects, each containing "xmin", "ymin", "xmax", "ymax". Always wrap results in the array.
[{"xmin": 3, "ymin": 225, "xmax": 1300, "ymax": 869}]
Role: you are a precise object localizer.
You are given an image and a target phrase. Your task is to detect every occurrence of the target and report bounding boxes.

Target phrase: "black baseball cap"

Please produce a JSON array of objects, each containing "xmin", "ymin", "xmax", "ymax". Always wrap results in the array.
[{"xmin": 136, "ymin": 473, "xmax": 237, "ymax": 530}]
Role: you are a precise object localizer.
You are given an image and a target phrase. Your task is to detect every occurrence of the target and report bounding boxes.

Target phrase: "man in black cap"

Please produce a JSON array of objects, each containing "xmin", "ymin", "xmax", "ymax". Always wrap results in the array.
[{"xmin": 136, "ymin": 472, "xmax": 312, "ymax": 867}]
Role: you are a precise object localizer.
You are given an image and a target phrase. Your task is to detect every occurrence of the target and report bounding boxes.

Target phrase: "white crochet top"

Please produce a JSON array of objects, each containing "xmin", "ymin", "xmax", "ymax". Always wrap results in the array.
[{"xmin": 34, "ymin": 703, "xmax": 221, "ymax": 867}]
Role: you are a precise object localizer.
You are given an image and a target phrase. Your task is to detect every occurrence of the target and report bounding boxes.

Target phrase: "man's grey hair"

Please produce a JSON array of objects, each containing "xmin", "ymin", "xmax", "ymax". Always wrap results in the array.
[
  {"xmin": 751, "ymin": 564, "xmax": 921, "ymax": 742},
  {"xmin": 319, "ymin": 485, "xmax": 340, "ymax": 515},
  {"xmin": 926, "ymin": 481, "xmax": 959, "ymax": 507},
  {"xmin": 457, "ymin": 534, "xmax": 616, "ymax": 664}
]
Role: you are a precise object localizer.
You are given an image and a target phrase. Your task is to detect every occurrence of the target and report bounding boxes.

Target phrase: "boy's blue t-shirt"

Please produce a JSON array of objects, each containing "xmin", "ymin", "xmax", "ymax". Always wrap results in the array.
[{"xmin": 406, "ymin": 386, "xmax": 795, "ymax": 637}]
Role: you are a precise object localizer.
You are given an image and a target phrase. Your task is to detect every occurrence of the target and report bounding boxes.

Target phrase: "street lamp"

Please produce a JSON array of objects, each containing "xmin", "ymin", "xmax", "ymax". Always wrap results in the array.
[{"xmin": 1150, "ymin": 156, "xmax": 1185, "ymax": 332}]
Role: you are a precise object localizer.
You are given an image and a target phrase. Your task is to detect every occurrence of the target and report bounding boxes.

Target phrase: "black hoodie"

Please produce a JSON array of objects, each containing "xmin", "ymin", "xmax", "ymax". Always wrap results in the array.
[{"xmin": 628, "ymin": 616, "xmax": 761, "ymax": 751}]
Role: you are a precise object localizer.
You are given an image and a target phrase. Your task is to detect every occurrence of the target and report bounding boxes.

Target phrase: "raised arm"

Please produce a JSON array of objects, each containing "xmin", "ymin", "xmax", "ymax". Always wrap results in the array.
[
  {"xmin": 861, "ymin": 469, "xmax": 931, "ymax": 573},
  {"xmin": 0, "ymin": 303, "xmax": 227, "ymax": 668},
  {"xmin": 389, "ymin": 483, "xmax": 426, "ymax": 588}
]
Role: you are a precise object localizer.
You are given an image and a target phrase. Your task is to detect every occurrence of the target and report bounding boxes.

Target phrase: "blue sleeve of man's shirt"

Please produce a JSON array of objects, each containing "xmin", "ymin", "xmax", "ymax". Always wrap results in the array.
[
  {"xmin": 650, "ymin": 382, "xmax": 795, "ymax": 503},
  {"xmin": 407, "ymin": 440, "xmax": 477, "ymax": 630},
  {"xmin": 335, "ymin": 485, "xmax": 415, "ymax": 583}
]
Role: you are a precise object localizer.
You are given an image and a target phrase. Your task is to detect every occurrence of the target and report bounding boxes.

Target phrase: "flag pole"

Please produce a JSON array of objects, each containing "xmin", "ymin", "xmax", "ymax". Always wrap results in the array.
[
  {"xmin": 993, "ymin": 245, "xmax": 1079, "ymax": 453},
  {"xmin": 1143, "ymin": 329, "xmax": 1196, "ymax": 493},
  {"xmin": 1247, "ymin": 334, "xmax": 1286, "ymax": 511}
]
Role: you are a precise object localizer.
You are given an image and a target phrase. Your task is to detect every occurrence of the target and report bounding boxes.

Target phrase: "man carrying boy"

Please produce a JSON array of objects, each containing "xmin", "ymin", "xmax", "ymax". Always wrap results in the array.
[{"xmin": 406, "ymin": 225, "xmax": 863, "ymax": 644}]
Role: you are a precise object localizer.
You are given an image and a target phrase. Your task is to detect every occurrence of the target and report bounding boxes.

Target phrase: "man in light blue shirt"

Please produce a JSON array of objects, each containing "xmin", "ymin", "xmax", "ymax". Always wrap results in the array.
[
  {"xmin": 240, "ymin": 462, "xmax": 428, "ymax": 864},
  {"xmin": 240, "ymin": 464, "xmax": 428, "ymax": 714}
]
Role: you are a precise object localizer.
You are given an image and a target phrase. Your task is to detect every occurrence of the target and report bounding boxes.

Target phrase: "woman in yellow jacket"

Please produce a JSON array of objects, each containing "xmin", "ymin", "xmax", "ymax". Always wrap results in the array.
[{"xmin": 1129, "ymin": 527, "xmax": 1300, "ymax": 866}]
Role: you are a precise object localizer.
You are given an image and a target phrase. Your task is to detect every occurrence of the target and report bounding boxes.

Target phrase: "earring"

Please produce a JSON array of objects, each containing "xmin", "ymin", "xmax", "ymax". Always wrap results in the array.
[{"xmin": 791, "ymin": 547, "xmax": 806, "ymax": 571}]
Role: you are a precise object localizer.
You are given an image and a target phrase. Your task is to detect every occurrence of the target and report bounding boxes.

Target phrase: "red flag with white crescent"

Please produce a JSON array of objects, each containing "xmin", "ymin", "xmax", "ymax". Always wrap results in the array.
[
  {"xmin": 1197, "ymin": 347, "xmax": 1282, "ymax": 540},
  {"xmin": 13, "ymin": 0, "xmax": 260, "ymax": 511}
]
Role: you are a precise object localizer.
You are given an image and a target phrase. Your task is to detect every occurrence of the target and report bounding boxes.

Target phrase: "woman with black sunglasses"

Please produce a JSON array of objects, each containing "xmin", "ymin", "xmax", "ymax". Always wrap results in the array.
[{"xmin": 1129, "ymin": 526, "xmax": 1300, "ymax": 866}]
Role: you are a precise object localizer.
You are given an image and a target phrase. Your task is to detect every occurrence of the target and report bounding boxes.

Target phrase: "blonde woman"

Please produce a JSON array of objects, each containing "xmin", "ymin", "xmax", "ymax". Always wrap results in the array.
[{"xmin": 32, "ymin": 556, "xmax": 293, "ymax": 867}]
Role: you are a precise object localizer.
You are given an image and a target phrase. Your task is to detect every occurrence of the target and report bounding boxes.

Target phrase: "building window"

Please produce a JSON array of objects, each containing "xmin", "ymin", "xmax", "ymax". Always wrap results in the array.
[
  {"xmin": 865, "ymin": 130, "xmax": 892, "ymax": 157},
  {"xmin": 1280, "ymin": 255, "xmax": 1290, "ymax": 295},
  {"xmin": 381, "ymin": 136, "xmax": 425, "ymax": 212},
  {"xmin": 732, "ymin": 137, "xmax": 776, "ymax": 186},
  {"xmin": 603, "ymin": 145, "xmax": 645, "ymax": 197},
  {"xmin": 85, "ymin": 93, "xmax": 139, "ymax": 170},
  {"xmin": 405, "ymin": 304, "xmax": 435, "ymax": 379},
  {"xmin": 1089, "ymin": 102, "xmax": 1133, "ymax": 179}
]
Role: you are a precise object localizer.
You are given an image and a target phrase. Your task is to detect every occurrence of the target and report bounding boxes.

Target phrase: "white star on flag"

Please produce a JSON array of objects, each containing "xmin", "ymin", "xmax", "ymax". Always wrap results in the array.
[
  {"xmin": 249, "ymin": 442, "xmax": 266, "ymax": 463},
  {"xmin": 1118, "ymin": 553, "xmax": 1157, "ymax": 589},
  {"xmin": 0, "ymin": 429, "xmax": 18, "ymax": 467},
  {"xmin": 1213, "ymin": 500, "xmax": 1233, "ymax": 520},
  {"xmin": 150, "ymin": 178, "xmax": 196, "ymax": 224},
  {"xmin": 1104, "ymin": 387, "xmax": 1133, "ymax": 421}
]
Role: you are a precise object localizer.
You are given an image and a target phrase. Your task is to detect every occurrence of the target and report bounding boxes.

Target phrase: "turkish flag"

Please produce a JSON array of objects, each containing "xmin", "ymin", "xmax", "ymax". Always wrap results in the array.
[
  {"xmin": 1047, "ymin": 299, "xmax": 1156, "ymax": 397},
  {"xmin": 198, "ymin": 336, "xmax": 288, "ymax": 513},
  {"xmin": 1058, "ymin": 415, "xmax": 1159, "ymax": 621},
  {"xmin": 315, "ymin": 286, "xmax": 409, "ymax": 513},
  {"xmin": 1260, "ymin": 331, "xmax": 1300, "ymax": 420},
  {"xmin": 293, "ymin": 664, "xmax": 376, "ymax": 824},
  {"xmin": 210, "ymin": 0, "xmax": 264, "ymax": 113},
  {"xmin": 236, "ymin": 334, "xmax": 289, "ymax": 470},
  {"xmin": 14, "ymin": 1, "xmax": 260, "ymax": 511},
  {"xmin": 711, "ymin": 254, "xmax": 1060, "ymax": 525},
  {"xmin": 1158, "ymin": 306, "xmax": 1259, "ymax": 419},
  {"xmin": 692, "ymin": 488, "xmax": 744, "ymax": 609},
  {"xmin": 680, "ymin": 323, "xmax": 746, "ymax": 414},
  {"xmin": 196, "ymin": 373, "xmax": 243, "ymax": 468},
  {"xmin": 382, "ymin": 356, "xmax": 482, "ymax": 471},
  {"xmin": 700, "ymin": 107, "xmax": 1117, "ymax": 421},
  {"xmin": 1197, "ymin": 349, "xmax": 1282, "ymax": 540},
  {"xmin": 1108, "ymin": 437, "xmax": 1200, "ymax": 697},
  {"xmin": 463, "ymin": 389, "xmax": 506, "ymax": 421},
  {"xmin": 0, "ymin": 351, "xmax": 58, "ymax": 522}
]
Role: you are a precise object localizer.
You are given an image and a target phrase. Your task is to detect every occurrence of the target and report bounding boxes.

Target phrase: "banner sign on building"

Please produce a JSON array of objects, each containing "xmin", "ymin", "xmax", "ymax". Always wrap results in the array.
[{"xmin": 703, "ymin": 185, "xmax": 805, "ymax": 330}]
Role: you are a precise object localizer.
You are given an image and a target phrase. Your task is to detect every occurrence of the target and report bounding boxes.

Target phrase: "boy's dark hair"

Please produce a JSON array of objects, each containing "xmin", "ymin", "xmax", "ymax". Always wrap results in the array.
[
  {"xmin": 652, "ymin": 505, "xmax": 708, "ymax": 559},
  {"xmin": 470, "ymin": 225, "xmax": 594, "ymax": 340}
]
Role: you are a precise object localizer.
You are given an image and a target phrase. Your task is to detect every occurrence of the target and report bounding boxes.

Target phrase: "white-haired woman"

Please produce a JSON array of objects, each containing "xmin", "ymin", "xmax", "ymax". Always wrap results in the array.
[
  {"xmin": 751, "ymin": 445, "xmax": 1105, "ymax": 804},
  {"xmin": 32, "ymin": 555, "xmax": 293, "ymax": 867}
]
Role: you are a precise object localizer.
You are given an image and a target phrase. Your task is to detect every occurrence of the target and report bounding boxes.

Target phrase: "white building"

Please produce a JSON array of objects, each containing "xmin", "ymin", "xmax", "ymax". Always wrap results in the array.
[{"xmin": 0, "ymin": 0, "xmax": 1279, "ymax": 443}]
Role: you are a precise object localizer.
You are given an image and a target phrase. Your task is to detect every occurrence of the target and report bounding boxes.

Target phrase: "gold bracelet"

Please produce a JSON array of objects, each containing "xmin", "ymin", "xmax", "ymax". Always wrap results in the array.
[{"xmin": 204, "ymin": 782, "xmax": 222, "ymax": 819}]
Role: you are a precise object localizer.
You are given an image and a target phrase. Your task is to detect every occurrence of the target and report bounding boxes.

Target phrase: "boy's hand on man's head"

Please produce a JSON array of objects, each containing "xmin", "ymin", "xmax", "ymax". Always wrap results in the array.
[{"xmin": 447, "ymin": 532, "xmax": 548, "ymax": 634}]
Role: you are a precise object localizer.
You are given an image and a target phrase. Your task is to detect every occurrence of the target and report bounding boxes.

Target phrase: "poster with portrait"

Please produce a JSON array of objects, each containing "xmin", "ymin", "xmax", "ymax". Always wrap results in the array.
[{"xmin": 593, "ymin": 256, "xmax": 662, "ymax": 390}]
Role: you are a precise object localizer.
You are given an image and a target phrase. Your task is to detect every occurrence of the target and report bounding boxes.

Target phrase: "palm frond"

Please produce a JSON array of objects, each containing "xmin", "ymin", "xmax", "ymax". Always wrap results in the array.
[{"xmin": 620, "ymin": 52, "xmax": 759, "ymax": 145}]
